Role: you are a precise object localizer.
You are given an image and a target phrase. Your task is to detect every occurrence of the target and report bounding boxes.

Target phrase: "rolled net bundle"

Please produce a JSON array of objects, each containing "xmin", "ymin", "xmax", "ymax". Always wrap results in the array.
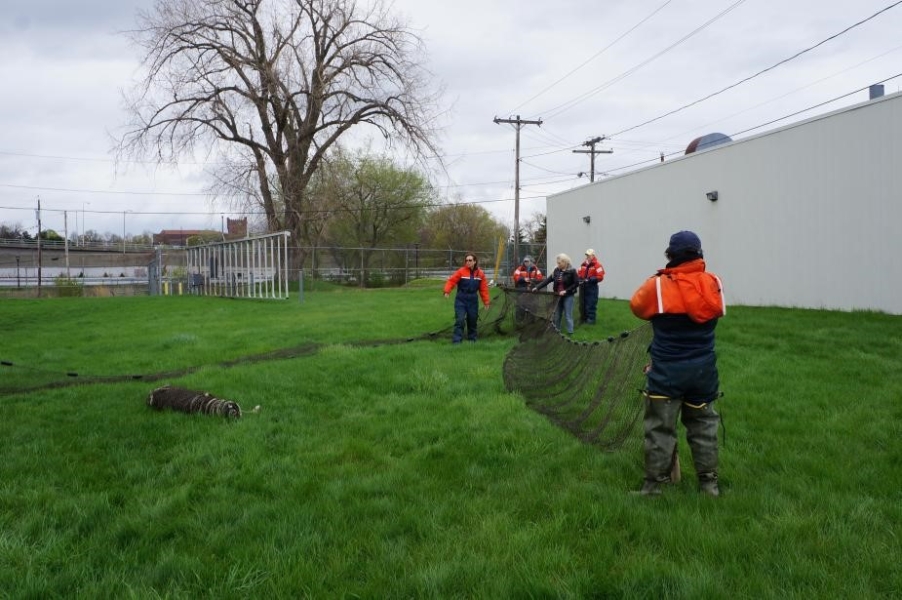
[{"xmin": 147, "ymin": 385, "xmax": 242, "ymax": 418}]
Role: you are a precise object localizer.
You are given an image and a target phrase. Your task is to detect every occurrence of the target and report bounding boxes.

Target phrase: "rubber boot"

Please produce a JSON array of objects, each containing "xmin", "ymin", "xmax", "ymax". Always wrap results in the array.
[
  {"xmin": 682, "ymin": 402, "xmax": 720, "ymax": 496},
  {"xmin": 637, "ymin": 396, "xmax": 681, "ymax": 495},
  {"xmin": 698, "ymin": 472, "xmax": 720, "ymax": 497}
]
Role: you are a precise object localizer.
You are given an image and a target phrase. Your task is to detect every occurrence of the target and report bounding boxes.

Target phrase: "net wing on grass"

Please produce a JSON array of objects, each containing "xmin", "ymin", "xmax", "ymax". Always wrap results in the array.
[{"xmin": 497, "ymin": 288, "xmax": 653, "ymax": 452}]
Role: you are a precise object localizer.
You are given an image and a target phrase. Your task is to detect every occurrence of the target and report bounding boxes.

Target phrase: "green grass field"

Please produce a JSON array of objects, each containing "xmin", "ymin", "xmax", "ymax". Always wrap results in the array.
[{"xmin": 1, "ymin": 286, "xmax": 900, "ymax": 598}]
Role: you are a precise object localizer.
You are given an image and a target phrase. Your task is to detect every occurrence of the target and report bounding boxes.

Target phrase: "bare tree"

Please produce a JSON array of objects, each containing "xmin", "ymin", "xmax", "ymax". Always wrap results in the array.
[{"xmin": 117, "ymin": 0, "xmax": 442, "ymax": 266}]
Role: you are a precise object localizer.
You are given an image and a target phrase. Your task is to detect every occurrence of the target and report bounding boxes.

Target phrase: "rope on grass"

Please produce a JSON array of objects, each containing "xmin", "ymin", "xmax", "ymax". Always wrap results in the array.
[{"xmin": 0, "ymin": 343, "xmax": 320, "ymax": 397}]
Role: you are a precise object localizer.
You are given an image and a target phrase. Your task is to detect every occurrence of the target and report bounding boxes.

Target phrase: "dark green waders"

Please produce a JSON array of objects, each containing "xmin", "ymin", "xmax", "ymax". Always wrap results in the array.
[{"xmin": 641, "ymin": 395, "xmax": 720, "ymax": 496}]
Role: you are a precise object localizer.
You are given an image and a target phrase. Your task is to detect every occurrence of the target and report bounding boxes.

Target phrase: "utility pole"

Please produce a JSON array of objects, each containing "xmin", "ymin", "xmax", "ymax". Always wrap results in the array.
[
  {"xmin": 64, "ymin": 211, "xmax": 70, "ymax": 278},
  {"xmin": 494, "ymin": 115, "xmax": 543, "ymax": 264},
  {"xmin": 36, "ymin": 196, "xmax": 42, "ymax": 298},
  {"xmin": 572, "ymin": 136, "xmax": 613, "ymax": 182}
]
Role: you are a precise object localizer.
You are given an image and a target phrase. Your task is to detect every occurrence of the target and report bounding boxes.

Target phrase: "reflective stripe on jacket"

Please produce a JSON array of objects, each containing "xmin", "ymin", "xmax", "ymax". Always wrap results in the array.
[
  {"xmin": 630, "ymin": 258, "xmax": 724, "ymax": 362},
  {"xmin": 513, "ymin": 264, "xmax": 543, "ymax": 287},
  {"xmin": 444, "ymin": 266, "xmax": 490, "ymax": 305},
  {"xmin": 578, "ymin": 257, "xmax": 605, "ymax": 284},
  {"xmin": 629, "ymin": 259, "xmax": 725, "ymax": 323}
]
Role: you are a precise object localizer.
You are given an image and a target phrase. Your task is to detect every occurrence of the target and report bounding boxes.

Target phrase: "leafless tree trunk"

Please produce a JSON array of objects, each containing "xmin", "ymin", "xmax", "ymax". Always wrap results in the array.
[{"xmin": 116, "ymin": 0, "xmax": 442, "ymax": 268}]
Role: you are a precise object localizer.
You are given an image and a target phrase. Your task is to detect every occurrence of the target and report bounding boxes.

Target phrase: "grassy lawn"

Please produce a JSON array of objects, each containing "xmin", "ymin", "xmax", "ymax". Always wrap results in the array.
[{"xmin": 1, "ymin": 286, "xmax": 900, "ymax": 598}]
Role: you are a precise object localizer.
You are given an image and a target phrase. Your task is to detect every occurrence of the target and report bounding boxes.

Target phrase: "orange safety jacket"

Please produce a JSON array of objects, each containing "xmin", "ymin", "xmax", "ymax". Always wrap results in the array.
[
  {"xmin": 444, "ymin": 266, "xmax": 491, "ymax": 306},
  {"xmin": 630, "ymin": 259, "xmax": 725, "ymax": 324},
  {"xmin": 513, "ymin": 264, "xmax": 543, "ymax": 287},
  {"xmin": 577, "ymin": 256, "xmax": 605, "ymax": 283}
]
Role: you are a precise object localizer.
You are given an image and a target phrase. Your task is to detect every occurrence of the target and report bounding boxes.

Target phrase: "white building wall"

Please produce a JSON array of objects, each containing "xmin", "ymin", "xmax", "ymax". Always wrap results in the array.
[{"xmin": 547, "ymin": 91, "xmax": 902, "ymax": 315}]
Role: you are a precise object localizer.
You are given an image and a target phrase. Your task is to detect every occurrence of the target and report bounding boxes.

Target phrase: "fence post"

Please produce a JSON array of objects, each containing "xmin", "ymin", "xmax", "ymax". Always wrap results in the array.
[{"xmin": 298, "ymin": 269, "xmax": 304, "ymax": 303}]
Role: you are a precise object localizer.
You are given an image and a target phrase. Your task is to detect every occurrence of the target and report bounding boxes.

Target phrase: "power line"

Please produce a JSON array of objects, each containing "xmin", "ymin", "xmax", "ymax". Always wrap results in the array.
[
  {"xmin": 519, "ymin": 159, "xmax": 578, "ymax": 177},
  {"xmin": 0, "ymin": 188, "xmax": 551, "ymax": 220},
  {"xmin": 521, "ymin": 146, "xmax": 579, "ymax": 160},
  {"xmin": 0, "ymin": 183, "xmax": 213, "ymax": 197},
  {"xmin": 602, "ymin": 73, "xmax": 902, "ymax": 176},
  {"xmin": 611, "ymin": 0, "xmax": 902, "ymax": 137},
  {"xmin": 630, "ymin": 43, "xmax": 902, "ymax": 151},
  {"xmin": 0, "ymin": 145, "xmax": 557, "ymax": 167},
  {"xmin": 728, "ymin": 73, "xmax": 902, "ymax": 138},
  {"xmin": 521, "ymin": 126, "xmax": 577, "ymax": 150},
  {"xmin": 542, "ymin": 0, "xmax": 748, "ymax": 120},
  {"xmin": 598, "ymin": 45, "xmax": 902, "ymax": 167},
  {"xmin": 507, "ymin": 0, "xmax": 674, "ymax": 115}
]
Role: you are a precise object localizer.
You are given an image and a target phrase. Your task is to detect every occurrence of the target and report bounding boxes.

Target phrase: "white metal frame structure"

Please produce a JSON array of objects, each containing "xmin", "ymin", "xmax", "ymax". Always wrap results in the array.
[{"xmin": 186, "ymin": 231, "xmax": 291, "ymax": 299}]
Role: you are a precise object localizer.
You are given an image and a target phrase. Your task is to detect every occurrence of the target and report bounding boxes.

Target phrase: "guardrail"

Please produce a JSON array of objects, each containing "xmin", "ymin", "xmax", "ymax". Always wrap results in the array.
[{"xmin": 0, "ymin": 238, "xmax": 156, "ymax": 252}]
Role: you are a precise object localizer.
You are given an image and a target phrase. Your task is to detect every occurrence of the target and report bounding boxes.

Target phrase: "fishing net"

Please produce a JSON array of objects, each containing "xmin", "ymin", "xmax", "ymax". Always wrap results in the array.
[
  {"xmin": 490, "ymin": 286, "xmax": 652, "ymax": 452},
  {"xmin": 422, "ymin": 285, "xmax": 564, "ymax": 340}
]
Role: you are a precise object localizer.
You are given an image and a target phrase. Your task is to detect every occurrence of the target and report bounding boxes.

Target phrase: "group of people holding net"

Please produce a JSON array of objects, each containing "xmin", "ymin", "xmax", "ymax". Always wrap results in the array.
[
  {"xmin": 510, "ymin": 249, "xmax": 605, "ymax": 333},
  {"xmin": 442, "ymin": 231, "xmax": 726, "ymax": 497}
]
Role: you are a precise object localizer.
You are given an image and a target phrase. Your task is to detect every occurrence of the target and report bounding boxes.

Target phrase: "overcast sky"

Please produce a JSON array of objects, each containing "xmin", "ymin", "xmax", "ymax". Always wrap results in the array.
[{"xmin": 2, "ymin": 0, "xmax": 901, "ymax": 240}]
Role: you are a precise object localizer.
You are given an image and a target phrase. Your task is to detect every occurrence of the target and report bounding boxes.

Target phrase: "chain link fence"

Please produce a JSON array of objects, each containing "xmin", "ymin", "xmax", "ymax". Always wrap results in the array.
[
  {"xmin": 0, "ymin": 240, "xmax": 548, "ymax": 295},
  {"xmin": 296, "ymin": 242, "xmax": 547, "ymax": 287}
]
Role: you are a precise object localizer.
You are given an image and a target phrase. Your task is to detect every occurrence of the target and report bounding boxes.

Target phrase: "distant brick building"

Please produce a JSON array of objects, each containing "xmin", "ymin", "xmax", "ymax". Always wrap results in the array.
[
  {"xmin": 226, "ymin": 218, "xmax": 248, "ymax": 239},
  {"xmin": 153, "ymin": 218, "xmax": 248, "ymax": 247}
]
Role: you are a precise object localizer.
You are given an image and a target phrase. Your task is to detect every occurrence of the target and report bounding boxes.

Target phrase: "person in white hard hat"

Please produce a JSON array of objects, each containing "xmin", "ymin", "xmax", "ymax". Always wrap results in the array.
[{"xmin": 577, "ymin": 248, "xmax": 605, "ymax": 325}]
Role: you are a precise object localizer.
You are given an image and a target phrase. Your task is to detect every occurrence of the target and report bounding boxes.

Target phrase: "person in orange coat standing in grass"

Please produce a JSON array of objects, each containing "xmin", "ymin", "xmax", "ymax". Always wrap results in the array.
[
  {"xmin": 512, "ymin": 255, "xmax": 543, "ymax": 289},
  {"xmin": 443, "ymin": 253, "xmax": 491, "ymax": 343},
  {"xmin": 630, "ymin": 230, "xmax": 725, "ymax": 497},
  {"xmin": 577, "ymin": 248, "xmax": 605, "ymax": 324}
]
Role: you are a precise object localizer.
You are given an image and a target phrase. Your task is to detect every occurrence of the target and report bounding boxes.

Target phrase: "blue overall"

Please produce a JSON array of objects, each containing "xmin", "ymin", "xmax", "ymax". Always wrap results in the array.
[
  {"xmin": 453, "ymin": 272, "xmax": 482, "ymax": 342},
  {"xmin": 580, "ymin": 281, "xmax": 599, "ymax": 323}
]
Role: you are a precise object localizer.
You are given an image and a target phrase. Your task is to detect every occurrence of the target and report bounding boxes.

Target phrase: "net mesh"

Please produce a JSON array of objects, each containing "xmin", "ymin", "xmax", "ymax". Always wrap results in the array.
[{"xmin": 489, "ymin": 287, "xmax": 652, "ymax": 452}]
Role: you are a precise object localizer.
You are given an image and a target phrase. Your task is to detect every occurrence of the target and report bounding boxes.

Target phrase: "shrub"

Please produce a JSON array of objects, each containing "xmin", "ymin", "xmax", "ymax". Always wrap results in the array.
[{"xmin": 54, "ymin": 274, "xmax": 83, "ymax": 297}]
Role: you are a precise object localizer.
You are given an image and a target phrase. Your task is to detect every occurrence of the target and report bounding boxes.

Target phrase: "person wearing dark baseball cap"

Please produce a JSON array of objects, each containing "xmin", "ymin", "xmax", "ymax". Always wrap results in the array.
[{"xmin": 630, "ymin": 230, "xmax": 726, "ymax": 497}]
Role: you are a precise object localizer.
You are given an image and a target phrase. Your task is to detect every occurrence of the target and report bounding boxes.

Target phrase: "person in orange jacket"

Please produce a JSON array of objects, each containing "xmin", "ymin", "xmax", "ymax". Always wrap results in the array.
[
  {"xmin": 512, "ymin": 255, "xmax": 543, "ymax": 289},
  {"xmin": 630, "ymin": 230, "xmax": 725, "ymax": 497},
  {"xmin": 577, "ymin": 248, "xmax": 605, "ymax": 324},
  {"xmin": 443, "ymin": 253, "xmax": 491, "ymax": 343}
]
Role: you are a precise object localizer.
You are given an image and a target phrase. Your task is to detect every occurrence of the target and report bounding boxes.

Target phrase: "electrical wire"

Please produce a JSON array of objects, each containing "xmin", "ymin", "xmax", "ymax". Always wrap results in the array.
[
  {"xmin": 541, "ymin": 0, "xmax": 748, "ymax": 120},
  {"xmin": 601, "ymin": 73, "xmax": 902, "ymax": 176},
  {"xmin": 632, "ymin": 43, "xmax": 902, "ymax": 150},
  {"xmin": 507, "ymin": 0, "xmax": 674, "ymax": 115},
  {"xmin": 610, "ymin": 0, "xmax": 902, "ymax": 137}
]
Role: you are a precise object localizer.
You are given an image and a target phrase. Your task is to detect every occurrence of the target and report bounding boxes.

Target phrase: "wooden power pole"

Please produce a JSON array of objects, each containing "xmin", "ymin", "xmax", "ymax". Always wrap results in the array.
[
  {"xmin": 494, "ymin": 115, "xmax": 542, "ymax": 264},
  {"xmin": 36, "ymin": 196, "xmax": 42, "ymax": 298},
  {"xmin": 573, "ymin": 136, "xmax": 613, "ymax": 182}
]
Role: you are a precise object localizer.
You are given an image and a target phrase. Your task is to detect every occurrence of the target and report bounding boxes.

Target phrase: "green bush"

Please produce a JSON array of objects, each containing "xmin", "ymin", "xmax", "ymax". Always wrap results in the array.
[
  {"xmin": 53, "ymin": 274, "xmax": 83, "ymax": 297},
  {"xmin": 368, "ymin": 271, "xmax": 387, "ymax": 288}
]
